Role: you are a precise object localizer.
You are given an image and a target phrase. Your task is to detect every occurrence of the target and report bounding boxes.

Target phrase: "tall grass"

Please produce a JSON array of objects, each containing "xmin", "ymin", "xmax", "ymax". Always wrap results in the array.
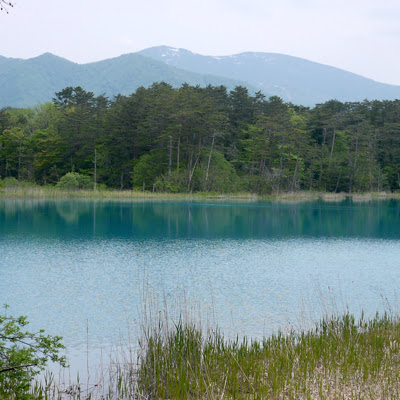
[
  {"xmin": 1, "ymin": 183, "xmax": 399, "ymax": 202},
  {"xmin": 136, "ymin": 311, "xmax": 400, "ymax": 399},
  {"xmin": 28, "ymin": 310, "xmax": 400, "ymax": 399}
]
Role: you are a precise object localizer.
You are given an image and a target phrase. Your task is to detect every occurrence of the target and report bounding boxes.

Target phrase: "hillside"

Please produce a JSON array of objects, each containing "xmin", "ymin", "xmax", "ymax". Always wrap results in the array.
[
  {"xmin": 139, "ymin": 46, "xmax": 400, "ymax": 106},
  {"xmin": 0, "ymin": 52, "xmax": 254, "ymax": 108},
  {"xmin": 1, "ymin": 46, "xmax": 400, "ymax": 108}
]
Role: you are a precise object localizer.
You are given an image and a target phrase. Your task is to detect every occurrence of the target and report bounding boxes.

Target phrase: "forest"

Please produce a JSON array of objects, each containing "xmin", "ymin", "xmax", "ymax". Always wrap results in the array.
[{"xmin": 0, "ymin": 82, "xmax": 399, "ymax": 193}]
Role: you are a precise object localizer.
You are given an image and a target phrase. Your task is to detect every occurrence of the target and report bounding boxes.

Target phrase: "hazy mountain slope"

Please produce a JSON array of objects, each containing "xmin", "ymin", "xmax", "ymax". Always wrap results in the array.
[
  {"xmin": 0, "ymin": 53, "xmax": 80, "ymax": 107},
  {"xmin": 2, "ymin": 47, "xmax": 400, "ymax": 108},
  {"xmin": 139, "ymin": 46, "xmax": 400, "ymax": 106},
  {"xmin": 0, "ymin": 53, "xmax": 255, "ymax": 108}
]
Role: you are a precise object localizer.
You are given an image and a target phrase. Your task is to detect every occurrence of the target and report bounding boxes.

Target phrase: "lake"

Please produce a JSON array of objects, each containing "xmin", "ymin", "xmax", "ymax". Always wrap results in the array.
[{"xmin": 1, "ymin": 198, "xmax": 400, "ymax": 374}]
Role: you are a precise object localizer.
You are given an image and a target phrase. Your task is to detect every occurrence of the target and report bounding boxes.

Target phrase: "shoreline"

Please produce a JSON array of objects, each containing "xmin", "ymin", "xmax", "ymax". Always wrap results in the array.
[
  {"xmin": 1, "ymin": 186, "xmax": 400, "ymax": 203},
  {"xmin": 28, "ymin": 311, "xmax": 400, "ymax": 400}
]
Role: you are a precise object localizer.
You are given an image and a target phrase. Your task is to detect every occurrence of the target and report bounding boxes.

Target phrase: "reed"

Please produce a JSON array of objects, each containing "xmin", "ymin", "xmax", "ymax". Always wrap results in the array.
[
  {"xmin": 1, "ymin": 184, "xmax": 399, "ymax": 203},
  {"xmin": 136, "ymin": 311, "xmax": 400, "ymax": 399},
  {"xmin": 25, "ymin": 310, "xmax": 400, "ymax": 399}
]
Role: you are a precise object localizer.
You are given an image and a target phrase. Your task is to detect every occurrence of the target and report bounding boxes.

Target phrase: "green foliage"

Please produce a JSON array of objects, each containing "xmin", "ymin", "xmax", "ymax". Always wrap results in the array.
[
  {"xmin": 196, "ymin": 150, "xmax": 238, "ymax": 192},
  {"xmin": 154, "ymin": 170, "xmax": 189, "ymax": 193},
  {"xmin": 138, "ymin": 312, "xmax": 400, "ymax": 399},
  {"xmin": 1, "ymin": 84, "xmax": 400, "ymax": 194},
  {"xmin": 56, "ymin": 173, "xmax": 79, "ymax": 190},
  {"xmin": 132, "ymin": 152, "xmax": 167, "ymax": 190},
  {"xmin": 30, "ymin": 128, "xmax": 65, "ymax": 185},
  {"xmin": 0, "ymin": 305, "xmax": 66, "ymax": 400},
  {"xmin": 0, "ymin": 127, "xmax": 28, "ymax": 181},
  {"xmin": 2, "ymin": 177, "xmax": 19, "ymax": 188},
  {"xmin": 56, "ymin": 172, "xmax": 93, "ymax": 190}
]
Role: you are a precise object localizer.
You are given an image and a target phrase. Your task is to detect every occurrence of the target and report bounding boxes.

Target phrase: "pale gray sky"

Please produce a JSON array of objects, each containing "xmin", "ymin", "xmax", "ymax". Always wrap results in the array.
[{"xmin": 2, "ymin": 0, "xmax": 400, "ymax": 85}]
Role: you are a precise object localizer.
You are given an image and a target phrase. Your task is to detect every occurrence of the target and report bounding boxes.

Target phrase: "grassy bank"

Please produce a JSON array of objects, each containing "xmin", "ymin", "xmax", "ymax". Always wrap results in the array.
[
  {"xmin": 28, "ymin": 312, "xmax": 400, "ymax": 400},
  {"xmin": 1, "ymin": 184, "xmax": 399, "ymax": 203},
  {"xmin": 137, "ymin": 312, "xmax": 400, "ymax": 399}
]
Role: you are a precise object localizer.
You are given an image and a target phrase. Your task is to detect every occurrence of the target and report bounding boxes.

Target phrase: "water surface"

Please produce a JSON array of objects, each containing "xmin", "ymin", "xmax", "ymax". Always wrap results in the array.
[{"xmin": 1, "ymin": 198, "xmax": 399, "ymax": 372}]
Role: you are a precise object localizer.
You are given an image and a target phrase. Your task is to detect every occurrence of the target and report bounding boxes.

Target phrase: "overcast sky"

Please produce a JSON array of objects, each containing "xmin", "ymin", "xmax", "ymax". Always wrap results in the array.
[{"xmin": 2, "ymin": 0, "xmax": 400, "ymax": 85}]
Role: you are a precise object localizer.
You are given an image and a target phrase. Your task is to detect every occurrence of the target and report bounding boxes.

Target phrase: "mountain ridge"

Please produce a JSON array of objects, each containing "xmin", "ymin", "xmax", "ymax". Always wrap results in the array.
[
  {"xmin": 1, "ymin": 46, "xmax": 399, "ymax": 108},
  {"xmin": 0, "ymin": 51, "xmax": 257, "ymax": 108},
  {"xmin": 139, "ymin": 46, "xmax": 400, "ymax": 105}
]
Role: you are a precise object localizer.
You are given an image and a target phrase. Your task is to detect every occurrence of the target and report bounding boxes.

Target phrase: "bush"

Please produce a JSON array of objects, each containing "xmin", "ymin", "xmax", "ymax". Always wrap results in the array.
[
  {"xmin": 0, "ymin": 305, "xmax": 66, "ymax": 400},
  {"xmin": 75, "ymin": 174, "xmax": 92, "ymax": 189},
  {"xmin": 154, "ymin": 170, "xmax": 189, "ymax": 193},
  {"xmin": 96, "ymin": 183, "xmax": 108, "ymax": 191},
  {"xmin": 56, "ymin": 172, "xmax": 93, "ymax": 190},
  {"xmin": 132, "ymin": 151, "xmax": 167, "ymax": 190},
  {"xmin": 2, "ymin": 177, "xmax": 19, "ymax": 188},
  {"xmin": 194, "ymin": 150, "xmax": 238, "ymax": 192}
]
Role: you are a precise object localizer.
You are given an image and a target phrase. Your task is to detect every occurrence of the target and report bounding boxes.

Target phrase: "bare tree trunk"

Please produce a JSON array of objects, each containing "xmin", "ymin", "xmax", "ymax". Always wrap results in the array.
[
  {"xmin": 377, "ymin": 164, "xmax": 381, "ymax": 192},
  {"xmin": 188, "ymin": 135, "xmax": 202, "ymax": 192},
  {"xmin": 349, "ymin": 134, "xmax": 359, "ymax": 193},
  {"xmin": 94, "ymin": 148, "xmax": 97, "ymax": 190},
  {"xmin": 176, "ymin": 136, "xmax": 181, "ymax": 173},
  {"xmin": 168, "ymin": 135, "xmax": 172, "ymax": 178},
  {"xmin": 329, "ymin": 126, "xmax": 336, "ymax": 165},
  {"xmin": 309, "ymin": 143, "xmax": 317, "ymax": 191},
  {"xmin": 277, "ymin": 130, "xmax": 287, "ymax": 193},
  {"xmin": 334, "ymin": 168, "xmax": 342, "ymax": 193},
  {"xmin": 291, "ymin": 154, "xmax": 300, "ymax": 191},
  {"xmin": 277, "ymin": 151, "xmax": 284, "ymax": 193},
  {"xmin": 348, "ymin": 150, "xmax": 354, "ymax": 193},
  {"xmin": 318, "ymin": 128, "xmax": 327, "ymax": 187},
  {"xmin": 17, "ymin": 142, "xmax": 21, "ymax": 181},
  {"xmin": 205, "ymin": 131, "xmax": 215, "ymax": 186},
  {"xmin": 354, "ymin": 136, "xmax": 359, "ymax": 172},
  {"xmin": 188, "ymin": 152, "xmax": 201, "ymax": 192},
  {"xmin": 259, "ymin": 155, "xmax": 264, "ymax": 176},
  {"xmin": 188, "ymin": 130, "xmax": 195, "ymax": 178}
]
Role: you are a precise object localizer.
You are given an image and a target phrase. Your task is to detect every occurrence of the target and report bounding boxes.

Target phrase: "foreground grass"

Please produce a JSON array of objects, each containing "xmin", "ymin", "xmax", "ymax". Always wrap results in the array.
[
  {"xmin": 1, "ymin": 184, "xmax": 399, "ymax": 203},
  {"xmin": 28, "ymin": 312, "xmax": 400, "ymax": 400}
]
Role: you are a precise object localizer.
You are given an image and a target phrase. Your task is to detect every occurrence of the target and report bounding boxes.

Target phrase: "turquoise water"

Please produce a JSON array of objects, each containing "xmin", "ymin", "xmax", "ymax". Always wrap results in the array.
[{"xmin": 1, "ymin": 198, "xmax": 400, "ymax": 372}]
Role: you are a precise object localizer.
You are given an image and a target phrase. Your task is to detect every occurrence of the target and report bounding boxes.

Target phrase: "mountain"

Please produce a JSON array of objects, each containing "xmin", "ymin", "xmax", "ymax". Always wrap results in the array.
[
  {"xmin": 1, "ymin": 46, "xmax": 400, "ymax": 108},
  {"xmin": 0, "ymin": 52, "xmax": 255, "ymax": 108},
  {"xmin": 139, "ymin": 46, "xmax": 400, "ymax": 106}
]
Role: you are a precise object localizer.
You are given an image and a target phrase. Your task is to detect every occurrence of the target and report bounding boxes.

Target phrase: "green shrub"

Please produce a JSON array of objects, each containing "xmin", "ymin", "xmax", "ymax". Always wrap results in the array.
[
  {"xmin": 132, "ymin": 151, "xmax": 167, "ymax": 190},
  {"xmin": 75, "ymin": 174, "xmax": 92, "ymax": 189},
  {"xmin": 56, "ymin": 172, "xmax": 93, "ymax": 190},
  {"xmin": 96, "ymin": 183, "xmax": 108, "ymax": 191},
  {"xmin": 0, "ymin": 306, "xmax": 66, "ymax": 400},
  {"xmin": 2, "ymin": 177, "xmax": 19, "ymax": 188},
  {"xmin": 154, "ymin": 170, "xmax": 189, "ymax": 193},
  {"xmin": 199, "ymin": 150, "xmax": 238, "ymax": 192}
]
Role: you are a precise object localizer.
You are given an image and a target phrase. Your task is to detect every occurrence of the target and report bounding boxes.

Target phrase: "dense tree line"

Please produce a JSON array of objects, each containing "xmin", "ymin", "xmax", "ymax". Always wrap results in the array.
[{"xmin": 0, "ymin": 83, "xmax": 399, "ymax": 193}]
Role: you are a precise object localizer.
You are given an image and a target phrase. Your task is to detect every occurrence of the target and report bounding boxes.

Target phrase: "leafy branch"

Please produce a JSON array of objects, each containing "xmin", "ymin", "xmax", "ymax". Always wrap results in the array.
[
  {"xmin": 0, "ymin": 1, "xmax": 14, "ymax": 13},
  {"xmin": 0, "ymin": 305, "xmax": 67, "ymax": 399}
]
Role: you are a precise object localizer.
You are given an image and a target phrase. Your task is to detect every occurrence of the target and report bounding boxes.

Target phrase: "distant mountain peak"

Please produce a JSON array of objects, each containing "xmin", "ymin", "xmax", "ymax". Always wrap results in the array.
[
  {"xmin": 0, "ymin": 48, "xmax": 256, "ymax": 108},
  {"xmin": 27, "ymin": 52, "xmax": 77, "ymax": 66},
  {"xmin": 1, "ymin": 46, "xmax": 400, "ymax": 108},
  {"xmin": 162, "ymin": 47, "xmax": 180, "ymax": 53},
  {"xmin": 33, "ymin": 52, "xmax": 64, "ymax": 60},
  {"xmin": 138, "ymin": 46, "xmax": 400, "ymax": 106},
  {"xmin": 160, "ymin": 47, "xmax": 181, "ymax": 58}
]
